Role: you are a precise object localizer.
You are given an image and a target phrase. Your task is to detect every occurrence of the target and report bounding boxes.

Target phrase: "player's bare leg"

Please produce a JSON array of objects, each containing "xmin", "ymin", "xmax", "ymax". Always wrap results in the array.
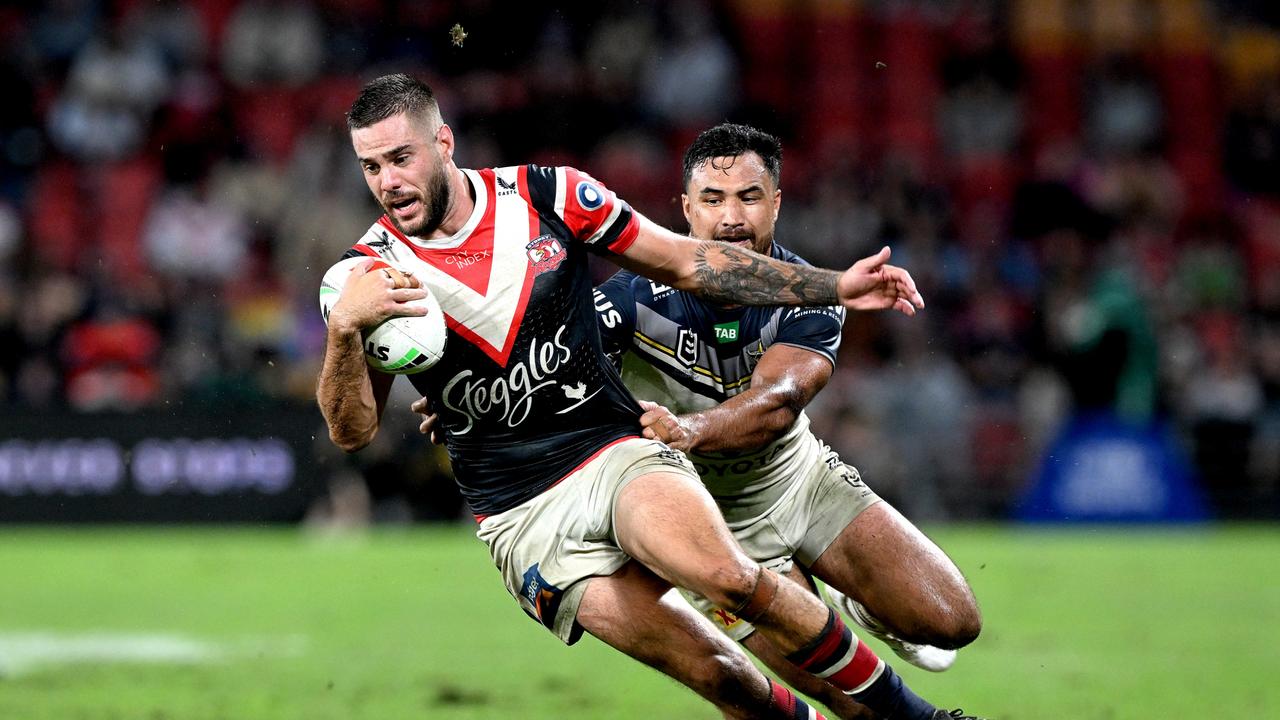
[
  {"xmin": 612, "ymin": 471, "xmax": 827, "ymax": 653},
  {"xmin": 810, "ymin": 502, "xmax": 981, "ymax": 658},
  {"xmin": 576, "ymin": 559, "xmax": 822, "ymax": 719},
  {"xmin": 614, "ymin": 471, "xmax": 945, "ymax": 719},
  {"xmin": 741, "ymin": 566, "xmax": 876, "ymax": 720}
]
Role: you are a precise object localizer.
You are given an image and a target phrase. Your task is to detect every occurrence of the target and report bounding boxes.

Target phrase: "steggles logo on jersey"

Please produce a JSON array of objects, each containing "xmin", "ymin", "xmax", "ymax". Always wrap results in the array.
[
  {"xmin": 441, "ymin": 325, "xmax": 574, "ymax": 434},
  {"xmin": 526, "ymin": 234, "xmax": 566, "ymax": 275}
]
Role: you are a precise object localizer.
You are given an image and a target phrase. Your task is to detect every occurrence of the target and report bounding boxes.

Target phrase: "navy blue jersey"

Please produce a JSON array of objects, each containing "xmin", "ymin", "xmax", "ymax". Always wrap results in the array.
[
  {"xmin": 338, "ymin": 164, "xmax": 644, "ymax": 517},
  {"xmin": 594, "ymin": 242, "xmax": 844, "ymax": 403},
  {"xmin": 593, "ymin": 242, "xmax": 846, "ymax": 519}
]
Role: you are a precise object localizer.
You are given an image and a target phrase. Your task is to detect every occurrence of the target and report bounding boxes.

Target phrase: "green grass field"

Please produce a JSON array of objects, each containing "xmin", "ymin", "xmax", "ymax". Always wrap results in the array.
[{"xmin": 1, "ymin": 525, "xmax": 1277, "ymax": 719}]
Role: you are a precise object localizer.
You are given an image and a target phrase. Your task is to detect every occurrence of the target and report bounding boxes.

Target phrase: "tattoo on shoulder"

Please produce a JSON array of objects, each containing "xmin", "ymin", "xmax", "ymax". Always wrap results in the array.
[{"xmin": 692, "ymin": 242, "xmax": 838, "ymax": 306}]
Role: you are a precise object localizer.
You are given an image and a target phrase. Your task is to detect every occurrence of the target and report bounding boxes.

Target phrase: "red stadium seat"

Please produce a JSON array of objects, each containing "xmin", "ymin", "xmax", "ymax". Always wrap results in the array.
[{"xmin": 28, "ymin": 161, "xmax": 86, "ymax": 273}]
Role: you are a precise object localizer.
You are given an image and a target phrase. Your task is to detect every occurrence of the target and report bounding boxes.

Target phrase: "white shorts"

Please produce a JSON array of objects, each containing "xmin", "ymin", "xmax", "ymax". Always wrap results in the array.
[
  {"xmin": 684, "ymin": 448, "xmax": 881, "ymax": 641},
  {"xmin": 475, "ymin": 437, "xmax": 698, "ymax": 644}
]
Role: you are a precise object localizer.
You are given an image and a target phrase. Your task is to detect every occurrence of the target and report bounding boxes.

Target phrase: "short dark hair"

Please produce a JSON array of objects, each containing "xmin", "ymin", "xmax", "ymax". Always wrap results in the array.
[
  {"xmin": 681, "ymin": 123, "xmax": 783, "ymax": 190},
  {"xmin": 347, "ymin": 73, "xmax": 441, "ymax": 130}
]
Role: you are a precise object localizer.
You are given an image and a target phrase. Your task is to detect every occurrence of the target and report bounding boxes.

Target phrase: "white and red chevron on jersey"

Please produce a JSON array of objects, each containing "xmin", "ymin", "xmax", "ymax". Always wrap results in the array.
[
  {"xmin": 337, "ymin": 164, "xmax": 644, "ymax": 517},
  {"xmin": 350, "ymin": 165, "xmax": 637, "ymax": 366}
]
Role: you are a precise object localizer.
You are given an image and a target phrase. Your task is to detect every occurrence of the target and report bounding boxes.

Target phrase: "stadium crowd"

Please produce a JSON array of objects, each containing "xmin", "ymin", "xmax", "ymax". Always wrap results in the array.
[{"xmin": 1, "ymin": 0, "xmax": 1279, "ymax": 520}]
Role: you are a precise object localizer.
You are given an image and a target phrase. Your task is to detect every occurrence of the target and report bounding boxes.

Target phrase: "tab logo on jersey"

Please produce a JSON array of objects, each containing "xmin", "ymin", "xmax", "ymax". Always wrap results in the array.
[
  {"xmin": 519, "ymin": 562, "xmax": 565, "ymax": 630},
  {"xmin": 677, "ymin": 328, "xmax": 700, "ymax": 366},
  {"xmin": 576, "ymin": 181, "xmax": 605, "ymax": 210},
  {"xmin": 526, "ymin": 234, "xmax": 566, "ymax": 275},
  {"xmin": 713, "ymin": 321, "xmax": 739, "ymax": 343}
]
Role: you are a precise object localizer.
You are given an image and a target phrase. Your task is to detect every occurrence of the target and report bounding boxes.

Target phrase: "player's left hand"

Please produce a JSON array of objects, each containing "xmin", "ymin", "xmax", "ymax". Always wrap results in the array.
[
  {"xmin": 410, "ymin": 396, "xmax": 443, "ymax": 444},
  {"xmin": 638, "ymin": 400, "xmax": 693, "ymax": 451},
  {"xmin": 837, "ymin": 246, "xmax": 925, "ymax": 316}
]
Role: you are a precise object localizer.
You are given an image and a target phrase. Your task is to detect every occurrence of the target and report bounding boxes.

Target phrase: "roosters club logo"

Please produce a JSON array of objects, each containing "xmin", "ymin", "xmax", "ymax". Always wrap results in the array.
[{"xmin": 526, "ymin": 234, "xmax": 566, "ymax": 275}]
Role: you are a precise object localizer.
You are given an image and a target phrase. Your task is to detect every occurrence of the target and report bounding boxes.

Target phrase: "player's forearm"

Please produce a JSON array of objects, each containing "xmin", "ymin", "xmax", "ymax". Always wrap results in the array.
[
  {"xmin": 316, "ymin": 328, "xmax": 380, "ymax": 452},
  {"xmin": 683, "ymin": 393, "xmax": 798, "ymax": 454},
  {"xmin": 688, "ymin": 242, "xmax": 840, "ymax": 307}
]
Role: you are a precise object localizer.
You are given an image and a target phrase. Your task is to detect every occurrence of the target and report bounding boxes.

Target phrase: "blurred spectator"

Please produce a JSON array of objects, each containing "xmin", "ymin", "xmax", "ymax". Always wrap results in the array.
[
  {"xmin": 141, "ymin": 182, "xmax": 249, "ymax": 280},
  {"xmin": 640, "ymin": 0, "xmax": 739, "ymax": 129},
  {"xmin": 221, "ymin": 0, "xmax": 324, "ymax": 88},
  {"xmin": 5, "ymin": 0, "xmax": 1280, "ymax": 521}
]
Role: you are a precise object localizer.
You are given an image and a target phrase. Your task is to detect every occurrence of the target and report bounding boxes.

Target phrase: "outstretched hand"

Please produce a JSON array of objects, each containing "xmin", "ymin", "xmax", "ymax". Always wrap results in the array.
[{"xmin": 836, "ymin": 246, "xmax": 925, "ymax": 316}]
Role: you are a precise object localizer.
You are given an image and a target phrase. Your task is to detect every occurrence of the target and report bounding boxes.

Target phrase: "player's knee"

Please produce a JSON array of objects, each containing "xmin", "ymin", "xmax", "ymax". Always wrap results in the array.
[
  {"xmin": 690, "ymin": 560, "xmax": 760, "ymax": 612},
  {"xmin": 929, "ymin": 598, "xmax": 982, "ymax": 649},
  {"xmin": 688, "ymin": 649, "xmax": 760, "ymax": 705}
]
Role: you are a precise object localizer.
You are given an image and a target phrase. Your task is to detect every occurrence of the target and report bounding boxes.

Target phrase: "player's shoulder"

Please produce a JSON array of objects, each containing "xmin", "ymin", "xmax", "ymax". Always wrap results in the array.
[
  {"xmin": 341, "ymin": 218, "xmax": 397, "ymax": 260},
  {"xmin": 596, "ymin": 268, "xmax": 644, "ymax": 296},
  {"xmin": 770, "ymin": 241, "xmax": 812, "ymax": 267}
]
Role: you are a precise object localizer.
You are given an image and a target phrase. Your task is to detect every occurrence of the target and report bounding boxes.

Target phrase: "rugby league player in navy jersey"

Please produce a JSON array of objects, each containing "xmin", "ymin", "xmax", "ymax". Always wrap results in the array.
[{"xmin": 320, "ymin": 74, "xmax": 975, "ymax": 720}]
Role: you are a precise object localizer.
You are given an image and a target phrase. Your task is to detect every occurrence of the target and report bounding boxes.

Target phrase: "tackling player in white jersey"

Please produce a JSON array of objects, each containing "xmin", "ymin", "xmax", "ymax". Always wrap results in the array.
[{"xmin": 594, "ymin": 124, "xmax": 983, "ymax": 719}]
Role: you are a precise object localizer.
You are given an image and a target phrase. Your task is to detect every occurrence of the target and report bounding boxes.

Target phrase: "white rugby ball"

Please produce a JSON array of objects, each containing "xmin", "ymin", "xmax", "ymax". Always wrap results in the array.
[{"xmin": 319, "ymin": 256, "xmax": 447, "ymax": 374}]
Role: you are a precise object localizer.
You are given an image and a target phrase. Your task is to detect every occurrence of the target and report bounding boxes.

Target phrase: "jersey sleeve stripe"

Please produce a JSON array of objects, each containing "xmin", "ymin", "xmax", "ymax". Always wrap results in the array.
[
  {"xmin": 554, "ymin": 166, "xmax": 567, "ymax": 221},
  {"xmin": 584, "ymin": 197, "xmax": 624, "ymax": 244},
  {"xmin": 604, "ymin": 213, "xmax": 640, "ymax": 253}
]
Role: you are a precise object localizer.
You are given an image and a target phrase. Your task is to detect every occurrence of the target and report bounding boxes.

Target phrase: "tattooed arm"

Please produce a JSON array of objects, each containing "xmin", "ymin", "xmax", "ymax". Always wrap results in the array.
[{"xmin": 616, "ymin": 214, "xmax": 925, "ymax": 314}]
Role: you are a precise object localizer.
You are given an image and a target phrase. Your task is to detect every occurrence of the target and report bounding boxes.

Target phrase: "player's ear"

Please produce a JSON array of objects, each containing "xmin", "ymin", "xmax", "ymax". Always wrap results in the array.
[
  {"xmin": 437, "ymin": 123, "xmax": 455, "ymax": 161},
  {"xmin": 681, "ymin": 193, "xmax": 692, "ymax": 223},
  {"xmin": 773, "ymin": 188, "xmax": 781, "ymax": 221}
]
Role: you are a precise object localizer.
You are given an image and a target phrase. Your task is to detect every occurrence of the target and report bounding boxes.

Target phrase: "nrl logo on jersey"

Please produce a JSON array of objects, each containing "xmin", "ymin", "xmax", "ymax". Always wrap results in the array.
[
  {"xmin": 676, "ymin": 328, "xmax": 700, "ymax": 366},
  {"xmin": 526, "ymin": 234, "xmax": 566, "ymax": 275}
]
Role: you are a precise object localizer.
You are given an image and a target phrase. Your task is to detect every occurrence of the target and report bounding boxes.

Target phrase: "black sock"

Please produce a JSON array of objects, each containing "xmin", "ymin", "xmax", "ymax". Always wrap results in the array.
[{"xmin": 849, "ymin": 663, "xmax": 937, "ymax": 720}]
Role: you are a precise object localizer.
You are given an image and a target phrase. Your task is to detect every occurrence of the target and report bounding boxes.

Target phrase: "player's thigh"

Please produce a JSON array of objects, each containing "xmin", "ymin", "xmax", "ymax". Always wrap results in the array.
[
  {"xmin": 576, "ymin": 560, "xmax": 763, "ymax": 704},
  {"xmin": 612, "ymin": 468, "xmax": 757, "ymax": 598},
  {"xmin": 811, "ymin": 501, "xmax": 979, "ymax": 641}
]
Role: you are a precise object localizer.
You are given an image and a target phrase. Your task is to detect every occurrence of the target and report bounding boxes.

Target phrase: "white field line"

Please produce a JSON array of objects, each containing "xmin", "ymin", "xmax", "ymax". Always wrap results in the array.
[{"xmin": 0, "ymin": 631, "xmax": 307, "ymax": 677}]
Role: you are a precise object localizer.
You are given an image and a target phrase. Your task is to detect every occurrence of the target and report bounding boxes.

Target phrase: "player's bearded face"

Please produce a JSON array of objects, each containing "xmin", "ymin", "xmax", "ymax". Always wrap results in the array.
[
  {"xmin": 353, "ymin": 112, "xmax": 453, "ymax": 237},
  {"xmin": 385, "ymin": 150, "xmax": 451, "ymax": 237},
  {"xmin": 683, "ymin": 153, "xmax": 779, "ymax": 256}
]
